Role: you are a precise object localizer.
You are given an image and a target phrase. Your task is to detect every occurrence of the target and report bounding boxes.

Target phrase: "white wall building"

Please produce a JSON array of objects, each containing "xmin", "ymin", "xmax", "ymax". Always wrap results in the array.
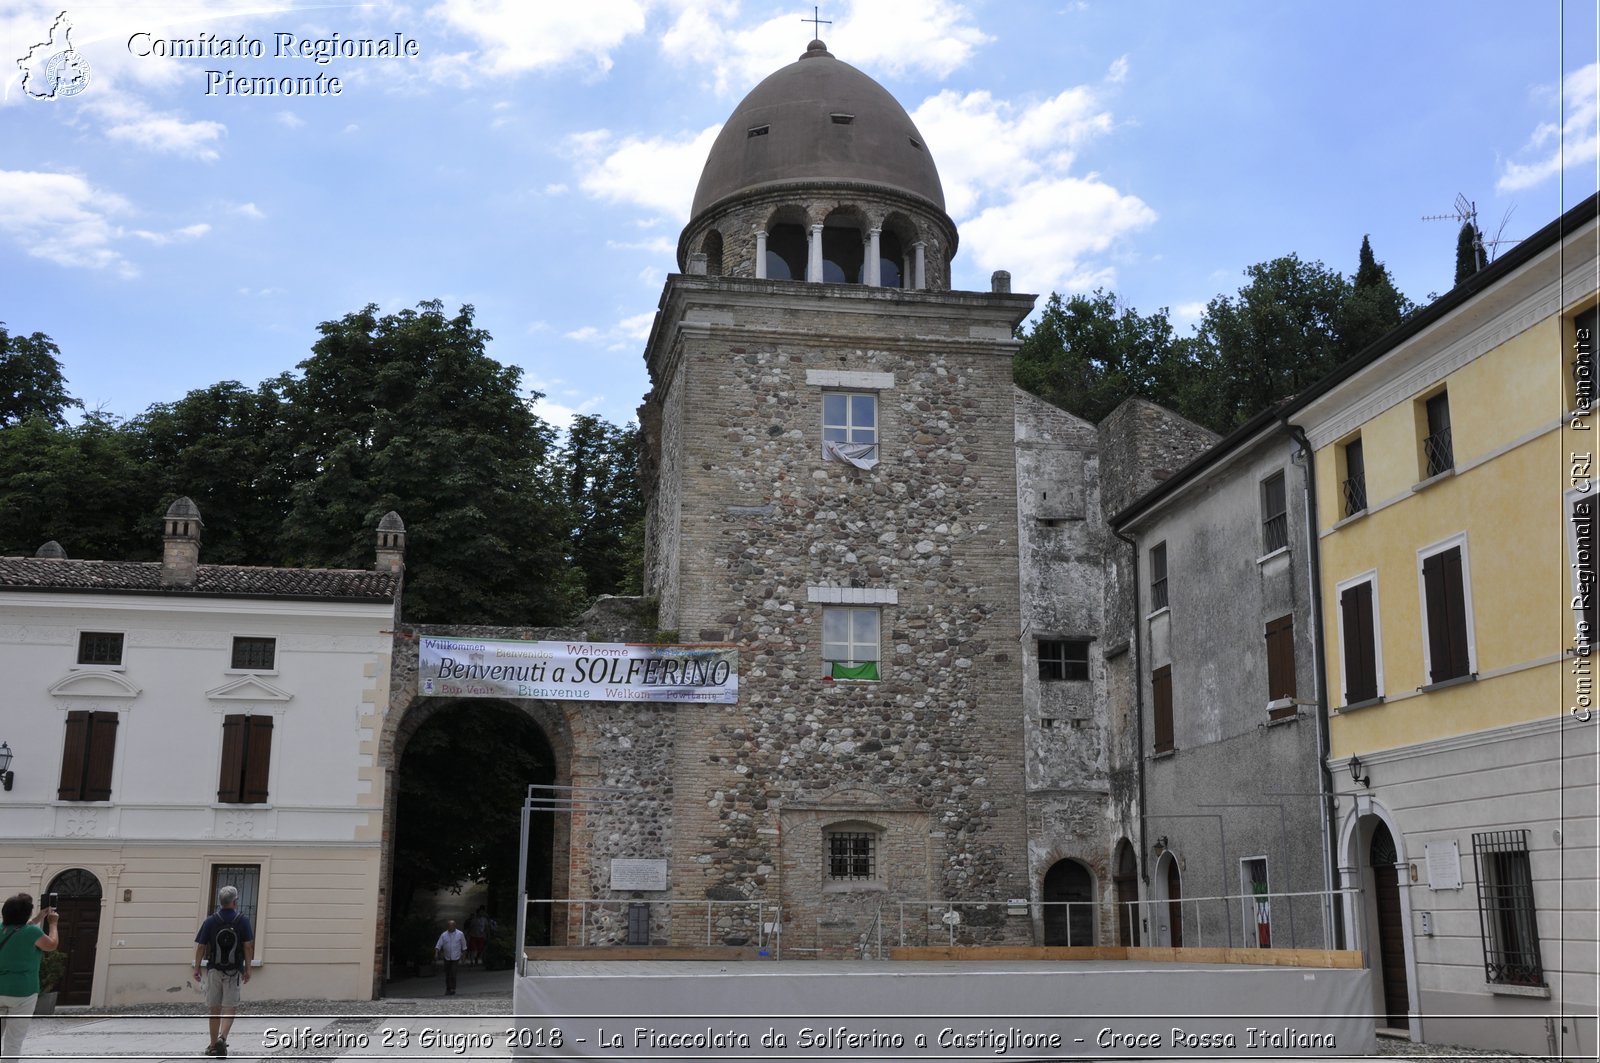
[{"xmin": 0, "ymin": 499, "xmax": 402, "ymax": 1006}]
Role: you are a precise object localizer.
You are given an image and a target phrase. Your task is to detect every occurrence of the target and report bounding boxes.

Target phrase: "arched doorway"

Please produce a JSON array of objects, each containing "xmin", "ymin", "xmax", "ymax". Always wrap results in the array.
[
  {"xmin": 1369, "ymin": 821, "xmax": 1410, "ymax": 1030},
  {"xmin": 1041, "ymin": 859, "xmax": 1095, "ymax": 946},
  {"xmin": 388, "ymin": 700, "xmax": 557, "ymax": 975},
  {"xmin": 46, "ymin": 868, "xmax": 101, "ymax": 1006},
  {"xmin": 1153, "ymin": 853, "xmax": 1183, "ymax": 947},
  {"xmin": 1112, "ymin": 841, "xmax": 1140, "ymax": 946}
]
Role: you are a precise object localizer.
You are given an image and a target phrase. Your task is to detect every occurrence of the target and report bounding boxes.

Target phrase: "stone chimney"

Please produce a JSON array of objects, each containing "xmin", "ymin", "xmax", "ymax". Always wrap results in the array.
[
  {"xmin": 375, "ymin": 511, "xmax": 406, "ymax": 574},
  {"xmin": 161, "ymin": 496, "xmax": 203, "ymax": 586},
  {"xmin": 35, "ymin": 541, "xmax": 67, "ymax": 559}
]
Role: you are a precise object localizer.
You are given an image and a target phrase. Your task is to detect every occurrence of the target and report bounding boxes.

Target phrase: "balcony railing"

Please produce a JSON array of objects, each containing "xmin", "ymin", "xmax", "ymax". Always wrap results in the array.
[
  {"xmin": 1342, "ymin": 476, "xmax": 1367, "ymax": 517},
  {"xmin": 1424, "ymin": 427, "xmax": 1454, "ymax": 477},
  {"xmin": 1262, "ymin": 513, "xmax": 1288, "ymax": 553}
]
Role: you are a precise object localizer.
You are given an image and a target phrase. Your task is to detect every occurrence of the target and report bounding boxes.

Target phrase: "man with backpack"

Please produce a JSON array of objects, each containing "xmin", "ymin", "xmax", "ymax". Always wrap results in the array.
[{"xmin": 192, "ymin": 885, "xmax": 254, "ymax": 1057}]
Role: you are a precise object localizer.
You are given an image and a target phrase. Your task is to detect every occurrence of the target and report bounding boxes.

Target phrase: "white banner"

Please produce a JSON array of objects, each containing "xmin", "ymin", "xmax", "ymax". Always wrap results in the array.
[{"xmin": 418, "ymin": 636, "xmax": 738, "ymax": 704}]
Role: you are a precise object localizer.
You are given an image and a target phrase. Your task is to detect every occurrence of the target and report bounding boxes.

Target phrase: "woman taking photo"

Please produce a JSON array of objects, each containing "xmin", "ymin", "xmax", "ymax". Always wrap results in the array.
[{"xmin": 0, "ymin": 893, "xmax": 60, "ymax": 1059}]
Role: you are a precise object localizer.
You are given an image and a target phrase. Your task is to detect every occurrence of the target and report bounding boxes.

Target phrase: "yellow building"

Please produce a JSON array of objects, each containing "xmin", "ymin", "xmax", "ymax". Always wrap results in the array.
[{"xmin": 1291, "ymin": 195, "xmax": 1597, "ymax": 1055}]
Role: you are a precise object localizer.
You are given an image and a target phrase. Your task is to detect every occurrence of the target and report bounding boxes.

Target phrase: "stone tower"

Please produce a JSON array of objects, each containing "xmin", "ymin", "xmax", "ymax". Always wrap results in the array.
[{"xmin": 640, "ymin": 40, "xmax": 1037, "ymax": 951}]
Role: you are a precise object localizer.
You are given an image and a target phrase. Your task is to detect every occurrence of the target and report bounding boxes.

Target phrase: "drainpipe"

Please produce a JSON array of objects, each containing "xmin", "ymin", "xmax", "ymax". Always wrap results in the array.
[
  {"xmin": 1282, "ymin": 417, "xmax": 1340, "ymax": 949},
  {"xmin": 1111, "ymin": 526, "xmax": 1149, "ymax": 890}
]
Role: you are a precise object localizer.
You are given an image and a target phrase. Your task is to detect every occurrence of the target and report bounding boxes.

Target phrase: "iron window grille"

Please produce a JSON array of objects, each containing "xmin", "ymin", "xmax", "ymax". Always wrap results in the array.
[
  {"xmin": 1038, "ymin": 639, "xmax": 1090, "ymax": 681},
  {"xmin": 1261, "ymin": 472, "xmax": 1288, "ymax": 553},
  {"xmin": 209, "ymin": 864, "xmax": 261, "ymax": 927},
  {"xmin": 827, "ymin": 831, "xmax": 876, "ymax": 880},
  {"xmin": 1343, "ymin": 438, "xmax": 1367, "ymax": 516},
  {"xmin": 1150, "ymin": 542, "xmax": 1168, "ymax": 610},
  {"xmin": 1471, "ymin": 830, "xmax": 1545, "ymax": 987},
  {"xmin": 231, "ymin": 636, "xmax": 276, "ymax": 671},
  {"xmin": 1424, "ymin": 392, "xmax": 1454, "ymax": 476},
  {"xmin": 77, "ymin": 631, "xmax": 124, "ymax": 666}
]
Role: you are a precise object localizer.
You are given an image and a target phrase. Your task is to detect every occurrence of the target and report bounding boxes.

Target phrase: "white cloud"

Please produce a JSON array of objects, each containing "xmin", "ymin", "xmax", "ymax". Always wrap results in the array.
[
  {"xmin": 659, "ymin": 0, "xmax": 989, "ymax": 96},
  {"xmin": 958, "ymin": 175, "xmax": 1156, "ymax": 296},
  {"xmin": 913, "ymin": 84, "xmax": 1114, "ymax": 218},
  {"xmin": 1498, "ymin": 63, "xmax": 1600, "ymax": 192},
  {"xmin": 544, "ymin": 183, "xmax": 569, "ymax": 195},
  {"xmin": 232, "ymin": 202, "xmax": 266, "ymax": 219},
  {"xmin": 0, "ymin": 169, "xmax": 136, "ymax": 276},
  {"xmin": 426, "ymin": 0, "xmax": 650, "ymax": 78},
  {"xmin": 607, "ymin": 236, "xmax": 676, "ymax": 256},
  {"xmin": 1171, "ymin": 301, "xmax": 1208, "ymax": 326},
  {"xmin": 564, "ymin": 325, "xmax": 602, "ymax": 342},
  {"xmin": 130, "ymin": 222, "xmax": 211, "ymax": 244},
  {"xmin": 90, "ymin": 96, "xmax": 227, "ymax": 160},
  {"xmin": 566, "ymin": 125, "xmax": 721, "ymax": 220},
  {"xmin": 275, "ymin": 111, "xmax": 306, "ymax": 129},
  {"xmin": 564, "ymin": 310, "xmax": 656, "ymax": 349}
]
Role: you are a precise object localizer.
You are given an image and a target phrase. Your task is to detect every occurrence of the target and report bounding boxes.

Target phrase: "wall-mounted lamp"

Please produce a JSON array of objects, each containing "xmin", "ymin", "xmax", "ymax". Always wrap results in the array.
[
  {"xmin": 1348, "ymin": 754, "xmax": 1369, "ymax": 789},
  {"xmin": 1153, "ymin": 834, "xmax": 1169, "ymax": 851},
  {"xmin": 0, "ymin": 742, "xmax": 13, "ymax": 791}
]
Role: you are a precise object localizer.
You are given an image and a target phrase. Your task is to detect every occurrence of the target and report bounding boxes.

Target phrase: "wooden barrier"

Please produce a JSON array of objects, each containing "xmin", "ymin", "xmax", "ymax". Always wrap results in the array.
[
  {"xmin": 523, "ymin": 945, "xmax": 768, "ymax": 961},
  {"xmin": 889, "ymin": 944, "xmax": 1363, "ymax": 968}
]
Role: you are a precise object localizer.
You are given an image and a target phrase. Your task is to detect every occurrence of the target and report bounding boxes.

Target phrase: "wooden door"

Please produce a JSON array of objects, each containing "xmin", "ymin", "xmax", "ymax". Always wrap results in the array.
[
  {"xmin": 47, "ymin": 868, "xmax": 102, "ymax": 1006},
  {"xmin": 1370, "ymin": 824, "xmax": 1409, "ymax": 1029}
]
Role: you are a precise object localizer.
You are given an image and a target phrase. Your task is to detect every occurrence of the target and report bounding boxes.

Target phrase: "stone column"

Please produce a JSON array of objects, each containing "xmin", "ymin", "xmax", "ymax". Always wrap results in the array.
[
  {"xmin": 807, "ymin": 224, "xmax": 823, "ymax": 283},
  {"xmin": 911, "ymin": 241, "xmax": 926, "ymax": 289},
  {"xmin": 754, "ymin": 230, "xmax": 768, "ymax": 280},
  {"xmin": 865, "ymin": 228, "xmax": 882, "ymax": 286}
]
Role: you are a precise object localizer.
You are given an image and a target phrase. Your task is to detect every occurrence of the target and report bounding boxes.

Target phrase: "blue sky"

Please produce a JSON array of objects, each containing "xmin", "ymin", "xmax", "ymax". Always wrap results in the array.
[{"xmin": 4, "ymin": 1, "xmax": 1596, "ymax": 433}]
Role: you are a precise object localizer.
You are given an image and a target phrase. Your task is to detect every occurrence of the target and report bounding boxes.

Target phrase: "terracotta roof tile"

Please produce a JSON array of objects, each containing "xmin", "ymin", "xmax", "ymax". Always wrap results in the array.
[{"xmin": 0, "ymin": 557, "xmax": 398, "ymax": 601}]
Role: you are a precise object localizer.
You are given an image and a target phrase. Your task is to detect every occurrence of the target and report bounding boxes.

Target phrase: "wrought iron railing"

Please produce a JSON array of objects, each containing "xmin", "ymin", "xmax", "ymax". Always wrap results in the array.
[
  {"xmin": 1342, "ymin": 475, "xmax": 1367, "ymax": 516},
  {"xmin": 1262, "ymin": 512, "xmax": 1288, "ymax": 553},
  {"xmin": 1424, "ymin": 427, "xmax": 1454, "ymax": 476}
]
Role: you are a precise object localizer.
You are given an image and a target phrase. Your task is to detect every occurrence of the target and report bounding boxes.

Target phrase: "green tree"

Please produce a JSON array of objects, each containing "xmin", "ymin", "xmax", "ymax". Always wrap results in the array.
[
  {"xmin": 1455, "ymin": 222, "xmax": 1486, "ymax": 285},
  {"xmin": 561, "ymin": 415, "xmax": 644, "ymax": 600},
  {"xmin": 1187, "ymin": 255, "xmax": 1351, "ymax": 431},
  {"xmin": 0, "ymin": 324, "xmax": 78, "ymax": 428},
  {"xmin": 1012, "ymin": 290, "xmax": 1190, "ymax": 425},
  {"xmin": 130, "ymin": 381, "xmax": 292, "ymax": 565},
  {"xmin": 0, "ymin": 411, "xmax": 152, "ymax": 557},
  {"xmin": 276, "ymin": 300, "xmax": 582, "ymax": 625},
  {"xmin": 1341, "ymin": 235, "xmax": 1413, "ymax": 357}
]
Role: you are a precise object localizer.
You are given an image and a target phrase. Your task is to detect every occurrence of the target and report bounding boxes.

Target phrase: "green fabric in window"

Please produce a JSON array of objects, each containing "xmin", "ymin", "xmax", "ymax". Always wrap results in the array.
[{"xmin": 830, "ymin": 661, "xmax": 879, "ymax": 681}]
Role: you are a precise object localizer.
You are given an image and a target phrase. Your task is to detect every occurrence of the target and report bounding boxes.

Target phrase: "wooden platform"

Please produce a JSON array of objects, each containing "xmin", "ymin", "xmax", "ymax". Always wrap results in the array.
[{"xmin": 523, "ymin": 945, "xmax": 767, "ymax": 961}]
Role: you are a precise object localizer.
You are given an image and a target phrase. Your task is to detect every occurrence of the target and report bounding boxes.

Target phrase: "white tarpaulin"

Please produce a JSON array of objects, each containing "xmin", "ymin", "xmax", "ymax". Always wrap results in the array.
[
  {"xmin": 512, "ymin": 958, "xmax": 1374, "ymax": 1061},
  {"xmin": 419, "ymin": 636, "xmax": 738, "ymax": 704}
]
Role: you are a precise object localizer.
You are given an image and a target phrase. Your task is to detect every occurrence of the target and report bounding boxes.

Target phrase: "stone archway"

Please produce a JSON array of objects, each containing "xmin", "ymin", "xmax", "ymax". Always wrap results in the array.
[
  {"xmin": 1041, "ymin": 859, "xmax": 1095, "ymax": 946},
  {"xmin": 1153, "ymin": 852, "xmax": 1183, "ymax": 947}
]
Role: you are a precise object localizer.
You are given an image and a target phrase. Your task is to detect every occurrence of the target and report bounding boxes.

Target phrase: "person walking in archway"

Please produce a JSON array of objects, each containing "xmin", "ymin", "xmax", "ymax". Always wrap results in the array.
[{"xmin": 435, "ymin": 919, "xmax": 466, "ymax": 995}]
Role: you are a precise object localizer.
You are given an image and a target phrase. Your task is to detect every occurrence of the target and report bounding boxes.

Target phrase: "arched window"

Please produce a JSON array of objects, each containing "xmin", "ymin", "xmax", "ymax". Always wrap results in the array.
[
  {"xmin": 701, "ymin": 231, "xmax": 724, "ymax": 276},
  {"xmin": 766, "ymin": 224, "xmax": 807, "ymax": 281},
  {"xmin": 878, "ymin": 230, "xmax": 905, "ymax": 288},
  {"xmin": 822, "ymin": 226, "xmax": 864, "ymax": 283}
]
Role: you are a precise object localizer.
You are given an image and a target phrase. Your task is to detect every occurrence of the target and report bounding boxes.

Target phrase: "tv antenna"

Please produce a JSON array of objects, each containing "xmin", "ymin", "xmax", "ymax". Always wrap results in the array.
[{"xmin": 1422, "ymin": 193, "xmax": 1522, "ymax": 262}]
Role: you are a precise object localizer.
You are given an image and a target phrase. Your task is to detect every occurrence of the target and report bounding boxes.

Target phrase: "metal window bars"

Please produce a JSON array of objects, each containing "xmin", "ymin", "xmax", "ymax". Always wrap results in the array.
[
  {"xmin": 1342, "ymin": 475, "xmax": 1367, "ymax": 517},
  {"xmin": 1424, "ymin": 426, "xmax": 1455, "ymax": 477},
  {"xmin": 1471, "ymin": 830, "xmax": 1545, "ymax": 987}
]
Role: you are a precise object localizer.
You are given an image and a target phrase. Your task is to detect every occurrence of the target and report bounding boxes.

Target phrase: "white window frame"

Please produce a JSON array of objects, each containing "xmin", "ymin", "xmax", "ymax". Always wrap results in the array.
[
  {"xmin": 227, "ymin": 634, "xmax": 279, "ymax": 675},
  {"xmin": 1335, "ymin": 569, "xmax": 1385, "ymax": 707},
  {"xmin": 1240, "ymin": 856, "xmax": 1271, "ymax": 948},
  {"xmin": 1415, "ymin": 533, "xmax": 1477, "ymax": 686},
  {"xmin": 822, "ymin": 605, "xmax": 879, "ymax": 679},
  {"xmin": 820, "ymin": 391, "xmax": 878, "ymax": 464},
  {"xmin": 74, "ymin": 629, "xmax": 127, "ymax": 670}
]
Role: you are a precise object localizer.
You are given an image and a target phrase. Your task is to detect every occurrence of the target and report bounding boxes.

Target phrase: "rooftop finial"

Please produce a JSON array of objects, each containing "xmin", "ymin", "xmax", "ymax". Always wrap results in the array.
[{"xmin": 802, "ymin": 5, "xmax": 831, "ymax": 42}]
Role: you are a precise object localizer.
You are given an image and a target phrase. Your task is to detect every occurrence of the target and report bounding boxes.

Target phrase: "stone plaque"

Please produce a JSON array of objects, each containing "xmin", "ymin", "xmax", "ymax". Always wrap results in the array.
[
  {"xmin": 610, "ymin": 858, "xmax": 668, "ymax": 892},
  {"xmin": 1425, "ymin": 840, "xmax": 1462, "ymax": 890}
]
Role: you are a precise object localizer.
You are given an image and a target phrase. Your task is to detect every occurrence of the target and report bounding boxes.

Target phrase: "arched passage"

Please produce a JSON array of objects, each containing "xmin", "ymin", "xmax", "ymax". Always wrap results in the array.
[
  {"xmin": 1153, "ymin": 852, "xmax": 1183, "ymax": 947},
  {"xmin": 1112, "ymin": 840, "xmax": 1140, "ymax": 946},
  {"xmin": 47, "ymin": 867, "xmax": 102, "ymax": 1006},
  {"xmin": 383, "ymin": 698, "xmax": 559, "ymax": 981},
  {"xmin": 1368, "ymin": 820, "xmax": 1410, "ymax": 1030},
  {"xmin": 1041, "ymin": 858, "xmax": 1095, "ymax": 946}
]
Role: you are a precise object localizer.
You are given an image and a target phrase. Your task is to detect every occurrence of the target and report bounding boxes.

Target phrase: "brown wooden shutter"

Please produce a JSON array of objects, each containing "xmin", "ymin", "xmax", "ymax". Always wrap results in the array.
[
  {"xmin": 242, "ymin": 716, "xmax": 273, "ymax": 803},
  {"xmin": 1341, "ymin": 583, "xmax": 1377, "ymax": 703},
  {"xmin": 1265, "ymin": 615, "xmax": 1295, "ymax": 703},
  {"xmin": 58, "ymin": 710, "xmax": 90, "ymax": 800},
  {"xmin": 218, "ymin": 715, "xmax": 246, "ymax": 803},
  {"xmin": 1423, "ymin": 548, "xmax": 1470, "ymax": 682},
  {"xmin": 1152, "ymin": 666, "xmax": 1173, "ymax": 753},
  {"xmin": 83, "ymin": 711, "xmax": 118, "ymax": 801}
]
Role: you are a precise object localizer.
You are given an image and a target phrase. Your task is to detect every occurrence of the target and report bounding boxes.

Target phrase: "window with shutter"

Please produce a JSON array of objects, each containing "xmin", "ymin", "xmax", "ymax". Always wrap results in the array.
[
  {"xmin": 1265, "ymin": 615, "xmax": 1296, "ymax": 716},
  {"xmin": 1421, "ymin": 543, "xmax": 1473, "ymax": 684},
  {"xmin": 58, "ymin": 710, "xmax": 118, "ymax": 801},
  {"xmin": 1339, "ymin": 579, "xmax": 1380, "ymax": 705},
  {"xmin": 1151, "ymin": 665, "xmax": 1173, "ymax": 753},
  {"xmin": 218, "ymin": 714, "xmax": 273, "ymax": 804}
]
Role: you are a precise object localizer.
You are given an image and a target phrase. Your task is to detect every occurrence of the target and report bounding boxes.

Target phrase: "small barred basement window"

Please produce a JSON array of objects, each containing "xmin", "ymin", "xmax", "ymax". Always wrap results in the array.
[{"xmin": 827, "ymin": 831, "xmax": 876, "ymax": 881}]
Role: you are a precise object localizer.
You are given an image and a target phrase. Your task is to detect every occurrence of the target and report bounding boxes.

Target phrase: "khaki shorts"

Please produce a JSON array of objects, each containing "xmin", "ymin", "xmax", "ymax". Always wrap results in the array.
[{"xmin": 204, "ymin": 968, "xmax": 242, "ymax": 1007}]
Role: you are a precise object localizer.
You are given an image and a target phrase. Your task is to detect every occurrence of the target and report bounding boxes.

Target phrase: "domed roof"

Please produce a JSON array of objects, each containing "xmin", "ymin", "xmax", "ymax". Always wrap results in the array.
[
  {"xmin": 378, "ymin": 511, "xmax": 406, "ymax": 533},
  {"xmin": 689, "ymin": 40, "xmax": 945, "ymax": 220},
  {"xmin": 165, "ymin": 496, "xmax": 201, "ymax": 521}
]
